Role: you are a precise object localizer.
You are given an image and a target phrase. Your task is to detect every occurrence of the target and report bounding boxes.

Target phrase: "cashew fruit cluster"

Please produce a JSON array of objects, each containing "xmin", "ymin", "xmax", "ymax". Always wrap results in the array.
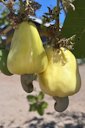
[{"xmin": 7, "ymin": 21, "xmax": 81, "ymax": 112}]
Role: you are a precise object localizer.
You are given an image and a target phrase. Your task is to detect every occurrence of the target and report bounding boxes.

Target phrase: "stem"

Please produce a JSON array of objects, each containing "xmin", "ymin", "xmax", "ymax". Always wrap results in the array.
[
  {"xmin": 26, "ymin": 0, "xmax": 29, "ymax": 6},
  {"xmin": 56, "ymin": 0, "xmax": 60, "ymax": 32},
  {"xmin": 20, "ymin": 0, "xmax": 25, "ymax": 13},
  {"xmin": 0, "ymin": 26, "xmax": 12, "ymax": 35},
  {"xmin": 59, "ymin": 0, "xmax": 67, "ymax": 16}
]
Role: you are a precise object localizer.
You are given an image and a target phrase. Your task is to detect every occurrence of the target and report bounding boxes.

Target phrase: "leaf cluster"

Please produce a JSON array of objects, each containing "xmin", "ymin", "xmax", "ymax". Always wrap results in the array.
[{"xmin": 27, "ymin": 91, "xmax": 48, "ymax": 116}]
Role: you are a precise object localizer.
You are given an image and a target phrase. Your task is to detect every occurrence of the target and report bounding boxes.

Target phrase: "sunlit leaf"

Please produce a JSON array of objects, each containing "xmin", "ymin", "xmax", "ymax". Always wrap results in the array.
[
  {"xmin": 27, "ymin": 95, "xmax": 37, "ymax": 103},
  {"xmin": 40, "ymin": 101, "xmax": 48, "ymax": 109},
  {"xmin": 37, "ymin": 105, "xmax": 44, "ymax": 116},
  {"xmin": 37, "ymin": 91, "xmax": 44, "ymax": 101},
  {"xmin": 29, "ymin": 103, "xmax": 37, "ymax": 111},
  {"xmin": 37, "ymin": 101, "xmax": 48, "ymax": 116}
]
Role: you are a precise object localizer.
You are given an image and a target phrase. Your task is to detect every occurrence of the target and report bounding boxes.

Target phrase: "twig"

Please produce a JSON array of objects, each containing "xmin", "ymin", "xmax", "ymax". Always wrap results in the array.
[
  {"xmin": 59, "ymin": 0, "xmax": 67, "ymax": 16},
  {"xmin": 0, "ymin": 26, "xmax": 13, "ymax": 35},
  {"xmin": 56, "ymin": 0, "xmax": 60, "ymax": 32}
]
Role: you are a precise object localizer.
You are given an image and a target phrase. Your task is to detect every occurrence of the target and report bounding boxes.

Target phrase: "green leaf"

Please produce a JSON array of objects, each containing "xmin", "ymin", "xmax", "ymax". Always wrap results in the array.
[
  {"xmin": 27, "ymin": 95, "xmax": 37, "ymax": 103},
  {"xmin": 37, "ymin": 102, "xmax": 48, "ymax": 116},
  {"xmin": 40, "ymin": 101, "xmax": 48, "ymax": 109},
  {"xmin": 29, "ymin": 103, "xmax": 37, "ymax": 112},
  {"xmin": 62, "ymin": 0, "xmax": 85, "ymax": 58},
  {"xmin": 37, "ymin": 91, "xmax": 44, "ymax": 101},
  {"xmin": 37, "ymin": 105, "xmax": 44, "ymax": 116}
]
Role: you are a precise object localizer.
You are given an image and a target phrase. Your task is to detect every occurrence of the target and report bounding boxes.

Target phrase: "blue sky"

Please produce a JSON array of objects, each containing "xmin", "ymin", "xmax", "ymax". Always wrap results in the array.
[
  {"xmin": 35, "ymin": 0, "xmax": 56, "ymax": 17},
  {"xmin": 35, "ymin": 0, "xmax": 65, "ymax": 24}
]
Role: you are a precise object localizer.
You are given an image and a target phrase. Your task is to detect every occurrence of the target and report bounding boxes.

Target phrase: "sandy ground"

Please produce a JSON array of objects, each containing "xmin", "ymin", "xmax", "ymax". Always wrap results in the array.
[{"xmin": 0, "ymin": 64, "xmax": 85, "ymax": 128}]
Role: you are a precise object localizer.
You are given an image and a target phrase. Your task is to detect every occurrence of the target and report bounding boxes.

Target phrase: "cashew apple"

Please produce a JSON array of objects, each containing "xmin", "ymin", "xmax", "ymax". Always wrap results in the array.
[
  {"xmin": 38, "ymin": 46, "xmax": 81, "ymax": 97},
  {"xmin": 7, "ymin": 22, "xmax": 48, "ymax": 74}
]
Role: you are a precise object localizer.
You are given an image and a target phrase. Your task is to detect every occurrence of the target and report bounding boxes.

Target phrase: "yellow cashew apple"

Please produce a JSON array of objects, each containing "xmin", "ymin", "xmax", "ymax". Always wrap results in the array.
[
  {"xmin": 7, "ymin": 22, "xmax": 48, "ymax": 74},
  {"xmin": 38, "ymin": 46, "xmax": 81, "ymax": 97}
]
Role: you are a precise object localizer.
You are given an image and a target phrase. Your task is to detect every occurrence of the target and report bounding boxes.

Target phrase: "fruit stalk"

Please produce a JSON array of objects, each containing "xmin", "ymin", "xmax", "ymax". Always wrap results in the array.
[{"xmin": 56, "ymin": 0, "xmax": 60, "ymax": 32}]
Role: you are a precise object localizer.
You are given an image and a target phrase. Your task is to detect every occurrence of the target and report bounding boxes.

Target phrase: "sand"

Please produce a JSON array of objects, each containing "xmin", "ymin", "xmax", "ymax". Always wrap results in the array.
[{"xmin": 0, "ymin": 64, "xmax": 85, "ymax": 128}]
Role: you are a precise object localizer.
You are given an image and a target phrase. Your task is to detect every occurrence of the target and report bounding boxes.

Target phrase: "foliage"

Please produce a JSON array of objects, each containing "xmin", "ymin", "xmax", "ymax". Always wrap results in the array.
[
  {"xmin": 27, "ymin": 91, "xmax": 48, "ymax": 115},
  {"xmin": 62, "ymin": 0, "xmax": 85, "ymax": 58}
]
